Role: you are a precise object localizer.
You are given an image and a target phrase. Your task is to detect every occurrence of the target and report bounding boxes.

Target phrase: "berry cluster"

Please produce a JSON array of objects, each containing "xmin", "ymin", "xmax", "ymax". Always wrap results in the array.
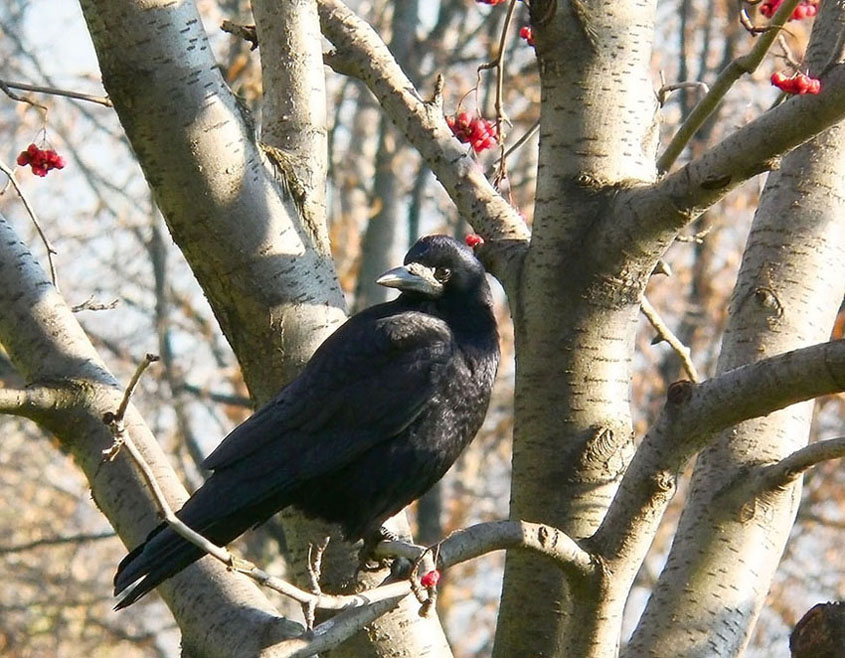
[
  {"xmin": 760, "ymin": 0, "xmax": 818, "ymax": 20},
  {"xmin": 520, "ymin": 26, "xmax": 535, "ymax": 46},
  {"xmin": 771, "ymin": 71, "xmax": 821, "ymax": 95},
  {"xmin": 420, "ymin": 569, "xmax": 441, "ymax": 589},
  {"xmin": 476, "ymin": 0, "xmax": 508, "ymax": 5},
  {"xmin": 446, "ymin": 112, "xmax": 499, "ymax": 153},
  {"xmin": 16, "ymin": 143, "xmax": 66, "ymax": 177}
]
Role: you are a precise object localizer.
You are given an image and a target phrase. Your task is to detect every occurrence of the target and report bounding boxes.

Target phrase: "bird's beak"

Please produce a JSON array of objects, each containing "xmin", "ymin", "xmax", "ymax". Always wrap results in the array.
[{"xmin": 376, "ymin": 263, "xmax": 443, "ymax": 297}]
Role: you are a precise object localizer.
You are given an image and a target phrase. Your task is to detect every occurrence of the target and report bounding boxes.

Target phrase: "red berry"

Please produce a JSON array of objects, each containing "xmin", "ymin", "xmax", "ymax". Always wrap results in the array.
[
  {"xmin": 465, "ymin": 234, "xmax": 485, "ymax": 248},
  {"xmin": 420, "ymin": 570, "xmax": 441, "ymax": 588},
  {"xmin": 16, "ymin": 151, "xmax": 30, "ymax": 166},
  {"xmin": 27, "ymin": 143, "xmax": 39, "ymax": 157},
  {"xmin": 520, "ymin": 26, "xmax": 535, "ymax": 46}
]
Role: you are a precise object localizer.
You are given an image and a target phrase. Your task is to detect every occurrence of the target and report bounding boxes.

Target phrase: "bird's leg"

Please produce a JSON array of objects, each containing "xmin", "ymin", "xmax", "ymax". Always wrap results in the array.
[
  {"xmin": 303, "ymin": 536, "xmax": 330, "ymax": 629},
  {"xmin": 357, "ymin": 525, "xmax": 399, "ymax": 573}
]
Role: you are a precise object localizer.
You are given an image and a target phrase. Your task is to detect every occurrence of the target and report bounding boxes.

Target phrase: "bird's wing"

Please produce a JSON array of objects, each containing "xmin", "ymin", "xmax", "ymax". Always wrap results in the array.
[{"xmin": 202, "ymin": 309, "xmax": 454, "ymax": 478}]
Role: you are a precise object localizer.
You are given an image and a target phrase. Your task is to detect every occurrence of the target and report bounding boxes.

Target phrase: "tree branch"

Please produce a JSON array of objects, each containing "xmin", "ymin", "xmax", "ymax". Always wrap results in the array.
[
  {"xmin": 378, "ymin": 519, "xmax": 595, "ymax": 581},
  {"xmin": 592, "ymin": 339, "xmax": 845, "ymax": 575},
  {"xmin": 0, "ymin": 531, "xmax": 115, "ymax": 554},
  {"xmin": 657, "ymin": 0, "xmax": 801, "ymax": 173},
  {"xmin": 0, "ymin": 385, "xmax": 69, "ymax": 418},
  {"xmin": 317, "ymin": 0, "xmax": 530, "ymax": 289},
  {"xmin": 253, "ymin": 0, "xmax": 332, "ymax": 254},
  {"xmin": 717, "ymin": 436, "xmax": 845, "ymax": 508},
  {"xmin": 0, "ymin": 78, "xmax": 112, "ymax": 108},
  {"xmin": 620, "ymin": 15, "xmax": 845, "ymax": 251},
  {"xmin": 640, "ymin": 296, "xmax": 700, "ymax": 382}
]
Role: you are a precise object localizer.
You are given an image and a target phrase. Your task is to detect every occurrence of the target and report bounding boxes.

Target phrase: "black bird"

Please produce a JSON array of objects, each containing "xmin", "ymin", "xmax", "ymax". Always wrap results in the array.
[{"xmin": 114, "ymin": 234, "xmax": 499, "ymax": 608}]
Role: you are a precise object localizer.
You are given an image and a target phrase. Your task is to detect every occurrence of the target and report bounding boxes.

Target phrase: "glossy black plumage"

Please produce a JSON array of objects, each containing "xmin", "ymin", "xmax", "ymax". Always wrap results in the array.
[{"xmin": 113, "ymin": 235, "xmax": 499, "ymax": 608}]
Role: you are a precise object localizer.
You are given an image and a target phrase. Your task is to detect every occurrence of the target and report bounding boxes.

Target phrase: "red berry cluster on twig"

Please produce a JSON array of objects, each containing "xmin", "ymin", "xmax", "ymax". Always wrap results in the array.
[
  {"xmin": 760, "ymin": 0, "xmax": 818, "ymax": 20},
  {"xmin": 519, "ymin": 26, "xmax": 535, "ymax": 46},
  {"xmin": 446, "ymin": 112, "xmax": 499, "ymax": 153},
  {"xmin": 771, "ymin": 71, "xmax": 821, "ymax": 95},
  {"xmin": 16, "ymin": 143, "xmax": 66, "ymax": 177}
]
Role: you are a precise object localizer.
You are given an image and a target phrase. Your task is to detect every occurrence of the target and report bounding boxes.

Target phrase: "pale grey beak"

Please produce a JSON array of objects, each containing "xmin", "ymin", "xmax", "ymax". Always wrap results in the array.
[{"xmin": 376, "ymin": 262, "xmax": 443, "ymax": 297}]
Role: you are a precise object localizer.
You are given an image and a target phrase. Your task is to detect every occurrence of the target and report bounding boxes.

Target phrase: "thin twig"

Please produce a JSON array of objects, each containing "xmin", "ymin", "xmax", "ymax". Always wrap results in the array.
[
  {"xmin": 657, "ymin": 80, "xmax": 710, "ymax": 106},
  {"xmin": 488, "ymin": 119, "xmax": 539, "ymax": 177},
  {"xmin": 0, "ymin": 158, "xmax": 58, "ymax": 287},
  {"xmin": 478, "ymin": 0, "xmax": 519, "ymax": 186},
  {"xmin": 0, "ymin": 79, "xmax": 48, "ymax": 112},
  {"xmin": 71, "ymin": 295, "xmax": 120, "ymax": 312},
  {"xmin": 0, "ymin": 531, "xmax": 115, "ymax": 554},
  {"xmin": 640, "ymin": 296, "xmax": 700, "ymax": 382},
  {"xmin": 1, "ymin": 79, "xmax": 112, "ymax": 108}
]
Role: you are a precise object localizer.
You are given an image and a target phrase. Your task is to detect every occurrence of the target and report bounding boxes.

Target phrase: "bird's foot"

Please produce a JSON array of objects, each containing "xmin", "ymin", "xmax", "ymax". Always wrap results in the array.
[{"xmin": 357, "ymin": 526, "xmax": 399, "ymax": 572}]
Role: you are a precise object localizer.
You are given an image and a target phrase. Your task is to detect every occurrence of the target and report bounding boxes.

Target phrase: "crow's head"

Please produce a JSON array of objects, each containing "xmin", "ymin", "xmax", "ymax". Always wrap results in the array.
[{"xmin": 376, "ymin": 235, "xmax": 487, "ymax": 300}]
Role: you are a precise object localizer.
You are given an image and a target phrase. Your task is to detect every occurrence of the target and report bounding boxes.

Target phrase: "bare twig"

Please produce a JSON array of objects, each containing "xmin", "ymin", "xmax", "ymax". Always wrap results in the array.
[
  {"xmin": 71, "ymin": 295, "xmax": 120, "ymax": 312},
  {"xmin": 0, "ymin": 78, "xmax": 112, "ymax": 108},
  {"xmin": 220, "ymin": 20, "xmax": 258, "ymax": 50},
  {"xmin": 0, "ymin": 159, "xmax": 58, "ymax": 287},
  {"xmin": 0, "ymin": 531, "xmax": 115, "ymax": 554},
  {"xmin": 640, "ymin": 296, "xmax": 700, "ymax": 382},
  {"xmin": 657, "ymin": 80, "xmax": 711, "ymax": 106},
  {"xmin": 179, "ymin": 382, "xmax": 252, "ymax": 409},
  {"xmin": 0, "ymin": 79, "xmax": 48, "ymax": 112},
  {"xmin": 477, "ymin": 0, "xmax": 518, "ymax": 185},
  {"xmin": 488, "ymin": 118, "xmax": 540, "ymax": 177}
]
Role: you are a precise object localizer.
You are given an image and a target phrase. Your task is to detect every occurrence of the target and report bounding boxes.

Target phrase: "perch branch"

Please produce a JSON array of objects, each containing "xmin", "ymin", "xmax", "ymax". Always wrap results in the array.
[{"xmin": 377, "ymin": 519, "xmax": 595, "ymax": 580}]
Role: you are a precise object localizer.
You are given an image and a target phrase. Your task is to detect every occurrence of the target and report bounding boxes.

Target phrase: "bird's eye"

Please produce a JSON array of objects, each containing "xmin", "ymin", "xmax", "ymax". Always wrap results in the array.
[{"xmin": 434, "ymin": 267, "xmax": 452, "ymax": 282}]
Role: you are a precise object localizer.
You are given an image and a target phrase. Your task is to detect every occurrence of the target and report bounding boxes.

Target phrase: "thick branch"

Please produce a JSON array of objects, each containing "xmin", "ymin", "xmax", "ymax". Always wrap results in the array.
[
  {"xmin": 0, "ymin": 385, "xmax": 70, "ymax": 418},
  {"xmin": 717, "ymin": 436, "xmax": 845, "ymax": 508},
  {"xmin": 592, "ymin": 339, "xmax": 845, "ymax": 568},
  {"xmin": 620, "ymin": 61, "xmax": 845, "ymax": 249},
  {"xmin": 0, "ymin": 212, "xmax": 298, "ymax": 656},
  {"xmin": 317, "ymin": 0, "xmax": 530, "ymax": 290},
  {"xmin": 253, "ymin": 0, "xmax": 331, "ymax": 254}
]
